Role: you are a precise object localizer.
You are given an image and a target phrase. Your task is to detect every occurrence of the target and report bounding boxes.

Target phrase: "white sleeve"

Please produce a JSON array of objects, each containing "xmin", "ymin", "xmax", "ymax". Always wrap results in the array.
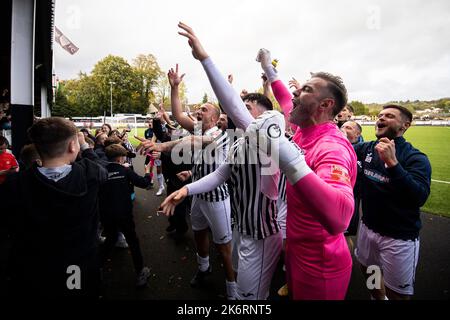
[
  {"xmin": 186, "ymin": 163, "xmax": 232, "ymax": 195},
  {"xmin": 201, "ymin": 57, "xmax": 254, "ymax": 129},
  {"xmin": 245, "ymin": 110, "xmax": 311, "ymax": 185}
]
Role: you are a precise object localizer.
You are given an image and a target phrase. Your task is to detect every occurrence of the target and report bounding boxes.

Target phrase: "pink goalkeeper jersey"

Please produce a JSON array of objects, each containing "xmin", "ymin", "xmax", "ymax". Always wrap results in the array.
[
  {"xmin": 270, "ymin": 79, "xmax": 357, "ymax": 279},
  {"xmin": 287, "ymin": 123, "xmax": 357, "ymax": 279}
]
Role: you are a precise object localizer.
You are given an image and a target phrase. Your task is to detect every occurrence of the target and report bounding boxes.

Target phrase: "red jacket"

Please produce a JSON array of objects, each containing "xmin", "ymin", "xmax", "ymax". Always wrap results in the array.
[{"xmin": 0, "ymin": 151, "xmax": 18, "ymax": 184}]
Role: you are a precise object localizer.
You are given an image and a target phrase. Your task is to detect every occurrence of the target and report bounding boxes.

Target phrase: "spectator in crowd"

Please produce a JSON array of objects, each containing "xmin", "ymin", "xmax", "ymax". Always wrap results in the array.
[
  {"xmin": 335, "ymin": 104, "xmax": 354, "ymax": 128},
  {"xmin": 94, "ymin": 133, "xmax": 108, "ymax": 161},
  {"xmin": 0, "ymin": 117, "xmax": 108, "ymax": 298},
  {"xmin": 19, "ymin": 143, "xmax": 42, "ymax": 170},
  {"xmin": 216, "ymin": 113, "xmax": 228, "ymax": 131},
  {"xmin": 99, "ymin": 144, "xmax": 152, "ymax": 287},
  {"xmin": 85, "ymin": 137, "xmax": 95, "ymax": 149},
  {"xmin": 0, "ymin": 136, "xmax": 18, "ymax": 184},
  {"xmin": 101, "ymin": 124, "xmax": 112, "ymax": 136},
  {"xmin": 144, "ymin": 119, "xmax": 156, "ymax": 188},
  {"xmin": 0, "ymin": 103, "xmax": 11, "ymax": 130},
  {"xmin": 341, "ymin": 120, "xmax": 362, "ymax": 145},
  {"xmin": 80, "ymin": 128, "xmax": 96, "ymax": 143}
]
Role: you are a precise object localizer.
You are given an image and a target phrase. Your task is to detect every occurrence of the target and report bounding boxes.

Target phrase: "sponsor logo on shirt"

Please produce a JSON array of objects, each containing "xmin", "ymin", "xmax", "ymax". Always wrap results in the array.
[
  {"xmin": 330, "ymin": 165, "xmax": 351, "ymax": 184},
  {"xmin": 267, "ymin": 124, "xmax": 281, "ymax": 139},
  {"xmin": 364, "ymin": 169, "xmax": 390, "ymax": 183},
  {"xmin": 108, "ymin": 171, "xmax": 125, "ymax": 181}
]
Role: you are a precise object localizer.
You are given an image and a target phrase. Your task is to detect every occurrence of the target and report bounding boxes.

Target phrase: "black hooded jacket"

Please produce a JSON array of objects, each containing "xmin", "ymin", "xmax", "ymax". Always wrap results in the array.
[
  {"xmin": 98, "ymin": 162, "xmax": 151, "ymax": 222},
  {"xmin": 1, "ymin": 154, "xmax": 107, "ymax": 297}
]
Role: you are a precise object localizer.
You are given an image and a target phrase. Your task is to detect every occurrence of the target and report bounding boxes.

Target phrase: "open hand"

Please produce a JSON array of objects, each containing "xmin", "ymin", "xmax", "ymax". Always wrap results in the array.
[
  {"xmin": 159, "ymin": 187, "xmax": 189, "ymax": 216},
  {"xmin": 168, "ymin": 64, "xmax": 185, "ymax": 88},
  {"xmin": 178, "ymin": 22, "xmax": 209, "ymax": 61}
]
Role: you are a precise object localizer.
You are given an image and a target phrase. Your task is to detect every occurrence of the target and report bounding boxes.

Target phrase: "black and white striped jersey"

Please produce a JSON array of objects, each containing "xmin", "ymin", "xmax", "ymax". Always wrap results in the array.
[
  {"xmin": 278, "ymin": 172, "xmax": 287, "ymax": 203},
  {"xmin": 191, "ymin": 126, "xmax": 229, "ymax": 202},
  {"xmin": 277, "ymin": 135, "xmax": 293, "ymax": 203},
  {"xmin": 228, "ymin": 137, "xmax": 279, "ymax": 240}
]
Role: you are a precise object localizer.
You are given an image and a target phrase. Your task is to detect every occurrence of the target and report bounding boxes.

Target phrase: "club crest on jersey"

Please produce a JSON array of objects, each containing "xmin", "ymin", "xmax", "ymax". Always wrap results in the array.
[
  {"xmin": 267, "ymin": 124, "xmax": 281, "ymax": 139},
  {"xmin": 330, "ymin": 165, "xmax": 350, "ymax": 184},
  {"xmin": 365, "ymin": 152, "xmax": 373, "ymax": 163}
]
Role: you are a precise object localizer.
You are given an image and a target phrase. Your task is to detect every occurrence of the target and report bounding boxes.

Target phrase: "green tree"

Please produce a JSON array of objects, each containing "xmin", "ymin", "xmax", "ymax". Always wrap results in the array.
[
  {"xmin": 53, "ymin": 75, "xmax": 103, "ymax": 117},
  {"xmin": 155, "ymin": 76, "xmax": 171, "ymax": 108},
  {"xmin": 63, "ymin": 72, "xmax": 104, "ymax": 116},
  {"xmin": 91, "ymin": 55, "xmax": 141, "ymax": 115},
  {"xmin": 444, "ymin": 101, "xmax": 450, "ymax": 113},
  {"xmin": 54, "ymin": 53, "xmax": 189, "ymax": 116},
  {"xmin": 202, "ymin": 93, "xmax": 208, "ymax": 103},
  {"xmin": 349, "ymin": 100, "xmax": 368, "ymax": 115},
  {"xmin": 132, "ymin": 54, "xmax": 163, "ymax": 113},
  {"xmin": 369, "ymin": 109, "xmax": 380, "ymax": 117},
  {"xmin": 53, "ymin": 80, "xmax": 74, "ymax": 117}
]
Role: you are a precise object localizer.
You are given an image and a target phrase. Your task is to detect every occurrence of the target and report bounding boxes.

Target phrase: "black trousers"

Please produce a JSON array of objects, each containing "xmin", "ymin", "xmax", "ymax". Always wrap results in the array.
[
  {"xmin": 101, "ymin": 215, "xmax": 144, "ymax": 274},
  {"xmin": 167, "ymin": 181, "xmax": 190, "ymax": 232},
  {"xmin": 346, "ymin": 196, "xmax": 361, "ymax": 236}
]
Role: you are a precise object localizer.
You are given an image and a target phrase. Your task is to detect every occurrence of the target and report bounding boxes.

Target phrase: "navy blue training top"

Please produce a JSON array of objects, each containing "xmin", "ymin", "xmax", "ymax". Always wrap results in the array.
[{"xmin": 354, "ymin": 136, "xmax": 431, "ymax": 240}]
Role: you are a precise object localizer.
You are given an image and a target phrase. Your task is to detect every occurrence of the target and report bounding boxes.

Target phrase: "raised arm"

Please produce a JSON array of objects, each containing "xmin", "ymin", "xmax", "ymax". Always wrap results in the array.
[
  {"xmin": 177, "ymin": 22, "xmax": 254, "ymax": 129},
  {"xmin": 261, "ymin": 74, "xmax": 271, "ymax": 98},
  {"xmin": 256, "ymin": 48, "xmax": 298, "ymax": 131},
  {"xmin": 158, "ymin": 103, "xmax": 173, "ymax": 127},
  {"xmin": 168, "ymin": 64, "xmax": 195, "ymax": 132},
  {"xmin": 271, "ymin": 80, "xmax": 294, "ymax": 116},
  {"xmin": 200, "ymin": 58, "xmax": 254, "ymax": 129}
]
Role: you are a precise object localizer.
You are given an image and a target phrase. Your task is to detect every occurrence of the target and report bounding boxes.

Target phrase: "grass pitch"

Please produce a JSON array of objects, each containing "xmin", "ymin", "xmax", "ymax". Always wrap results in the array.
[{"xmin": 362, "ymin": 126, "xmax": 450, "ymax": 217}]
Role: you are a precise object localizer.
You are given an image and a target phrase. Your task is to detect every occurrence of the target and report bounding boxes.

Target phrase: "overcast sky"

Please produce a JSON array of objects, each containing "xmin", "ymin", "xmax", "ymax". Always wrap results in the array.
[{"xmin": 55, "ymin": 0, "xmax": 450, "ymax": 104}]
